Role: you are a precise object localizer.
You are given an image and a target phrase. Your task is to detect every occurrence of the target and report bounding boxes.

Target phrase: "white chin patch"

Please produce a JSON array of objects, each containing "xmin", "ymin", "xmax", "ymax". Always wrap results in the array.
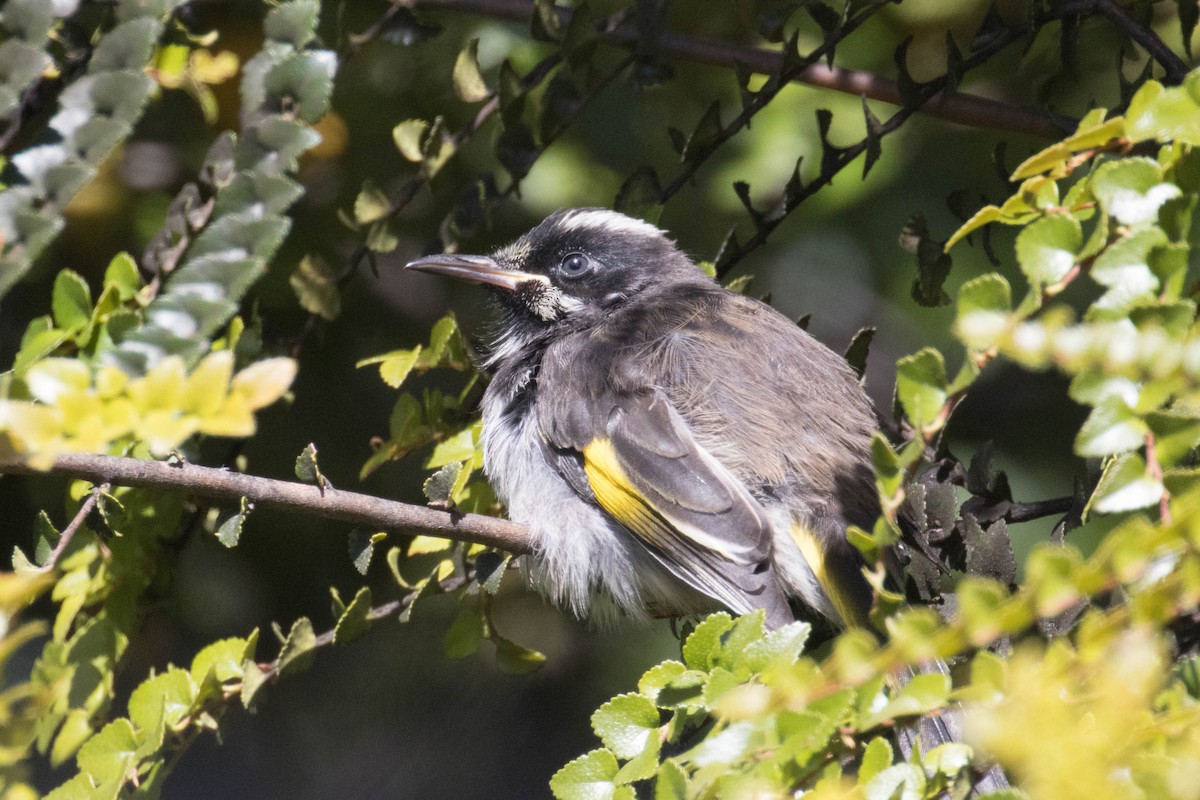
[
  {"xmin": 529, "ymin": 286, "xmax": 582, "ymax": 321},
  {"xmin": 556, "ymin": 209, "xmax": 667, "ymax": 240}
]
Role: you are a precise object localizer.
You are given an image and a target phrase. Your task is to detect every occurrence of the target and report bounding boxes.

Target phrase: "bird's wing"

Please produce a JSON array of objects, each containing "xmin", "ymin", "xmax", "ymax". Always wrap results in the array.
[{"xmin": 542, "ymin": 387, "xmax": 792, "ymax": 622}]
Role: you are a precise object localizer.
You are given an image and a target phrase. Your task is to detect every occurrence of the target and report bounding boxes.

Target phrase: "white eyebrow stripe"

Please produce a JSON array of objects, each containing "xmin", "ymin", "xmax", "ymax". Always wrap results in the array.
[{"xmin": 555, "ymin": 209, "xmax": 666, "ymax": 239}]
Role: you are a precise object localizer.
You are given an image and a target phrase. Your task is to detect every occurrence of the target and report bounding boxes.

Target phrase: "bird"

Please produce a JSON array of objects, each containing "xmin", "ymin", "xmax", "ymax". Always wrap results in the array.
[{"xmin": 405, "ymin": 207, "xmax": 882, "ymax": 635}]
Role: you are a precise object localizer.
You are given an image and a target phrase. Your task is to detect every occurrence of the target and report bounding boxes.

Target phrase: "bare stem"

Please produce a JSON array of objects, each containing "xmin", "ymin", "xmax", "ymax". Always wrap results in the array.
[{"xmin": 0, "ymin": 453, "xmax": 533, "ymax": 555}]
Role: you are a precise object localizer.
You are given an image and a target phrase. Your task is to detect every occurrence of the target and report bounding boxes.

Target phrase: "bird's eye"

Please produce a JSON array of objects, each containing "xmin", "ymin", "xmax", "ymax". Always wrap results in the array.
[{"xmin": 559, "ymin": 252, "xmax": 591, "ymax": 278}]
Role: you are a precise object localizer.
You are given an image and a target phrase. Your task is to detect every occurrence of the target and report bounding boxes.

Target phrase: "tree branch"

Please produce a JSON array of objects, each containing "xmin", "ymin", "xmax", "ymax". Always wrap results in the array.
[
  {"xmin": 1090, "ymin": 0, "xmax": 1190, "ymax": 85},
  {"xmin": 1004, "ymin": 496, "xmax": 1076, "ymax": 525},
  {"xmin": 0, "ymin": 453, "xmax": 533, "ymax": 555},
  {"xmin": 39, "ymin": 482, "xmax": 110, "ymax": 571},
  {"xmin": 397, "ymin": 0, "xmax": 1066, "ymax": 140}
]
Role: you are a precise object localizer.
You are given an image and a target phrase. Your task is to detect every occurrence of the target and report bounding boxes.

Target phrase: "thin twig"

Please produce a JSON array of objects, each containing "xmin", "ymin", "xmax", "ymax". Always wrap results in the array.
[
  {"xmin": 37, "ymin": 482, "xmax": 110, "ymax": 570},
  {"xmin": 1004, "ymin": 496, "xmax": 1076, "ymax": 525},
  {"xmin": 1145, "ymin": 431, "xmax": 1173, "ymax": 525},
  {"xmin": 0, "ymin": 453, "xmax": 533, "ymax": 555}
]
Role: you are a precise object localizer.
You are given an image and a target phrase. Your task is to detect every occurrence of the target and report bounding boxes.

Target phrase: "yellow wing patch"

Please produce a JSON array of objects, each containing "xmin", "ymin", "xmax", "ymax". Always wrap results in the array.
[
  {"xmin": 582, "ymin": 438, "xmax": 741, "ymax": 559},
  {"xmin": 789, "ymin": 522, "xmax": 868, "ymax": 629},
  {"xmin": 582, "ymin": 438, "xmax": 680, "ymax": 552}
]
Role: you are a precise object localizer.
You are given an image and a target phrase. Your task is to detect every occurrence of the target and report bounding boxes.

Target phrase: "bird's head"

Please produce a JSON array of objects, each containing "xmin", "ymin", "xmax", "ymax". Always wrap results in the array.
[{"xmin": 405, "ymin": 209, "xmax": 704, "ymax": 325}]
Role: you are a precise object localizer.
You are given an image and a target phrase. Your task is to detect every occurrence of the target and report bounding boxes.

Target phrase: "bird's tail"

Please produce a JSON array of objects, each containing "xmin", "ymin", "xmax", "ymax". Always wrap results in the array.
[{"xmin": 893, "ymin": 659, "xmax": 1010, "ymax": 795}]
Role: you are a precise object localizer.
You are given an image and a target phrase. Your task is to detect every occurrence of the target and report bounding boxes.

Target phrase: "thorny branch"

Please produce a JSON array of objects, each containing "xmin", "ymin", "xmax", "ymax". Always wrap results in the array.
[{"xmin": 397, "ymin": 0, "xmax": 1065, "ymax": 139}]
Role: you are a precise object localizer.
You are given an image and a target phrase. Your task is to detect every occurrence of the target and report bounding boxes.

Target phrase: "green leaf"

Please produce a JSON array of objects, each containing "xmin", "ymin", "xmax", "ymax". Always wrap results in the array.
[
  {"xmin": 1146, "ymin": 409, "xmax": 1200, "ymax": 467},
  {"xmin": 653, "ymin": 759, "xmax": 689, "ymax": 800},
  {"xmin": 476, "ymin": 550, "xmax": 510, "ymax": 594},
  {"xmin": 859, "ymin": 737, "xmax": 893, "ymax": 784},
  {"xmin": 715, "ymin": 610, "xmax": 766, "ymax": 671},
  {"xmin": 398, "ymin": 562, "xmax": 449, "ymax": 622},
  {"xmin": 76, "ymin": 719, "xmax": 137, "ymax": 783},
  {"xmin": 264, "ymin": 0, "xmax": 320, "ymax": 46},
  {"xmin": 215, "ymin": 497, "xmax": 251, "ymax": 548},
  {"xmin": 393, "ymin": 118, "xmax": 429, "ymax": 162},
  {"xmin": 923, "ymin": 742, "xmax": 974, "ymax": 778},
  {"xmin": 358, "ymin": 347, "xmax": 422, "ymax": 388},
  {"xmin": 1126, "ymin": 79, "xmax": 1200, "ymax": 146},
  {"xmin": 492, "ymin": 631, "xmax": 547, "ymax": 675},
  {"xmin": 427, "ymin": 427, "xmax": 476, "ymax": 467},
  {"xmin": 1015, "ymin": 214, "xmax": 1081, "ymax": 290},
  {"xmin": 444, "ymin": 604, "xmax": 485, "ymax": 659},
  {"xmin": 290, "ymin": 255, "xmax": 341, "ymax": 320},
  {"xmin": 52, "ymin": 270, "xmax": 93, "ymax": 332},
  {"xmin": 42, "ymin": 773, "xmax": 97, "ymax": 800},
  {"xmin": 240, "ymin": 659, "xmax": 268, "ymax": 711},
  {"xmin": 1091, "ymin": 157, "xmax": 1180, "ymax": 226},
  {"xmin": 33, "ymin": 510, "xmax": 59, "ymax": 566},
  {"xmin": 955, "ymin": 273, "xmax": 1012, "ymax": 350},
  {"xmin": 614, "ymin": 737, "xmax": 661, "ymax": 785},
  {"xmin": 348, "ymin": 529, "xmax": 386, "ymax": 575},
  {"xmin": 190, "ymin": 635, "xmax": 253, "ymax": 687},
  {"xmin": 550, "ymin": 749, "xmax": 623, "ymax": 800},
  {"xmin": 945, "ymin": 204, "xmax": 1002, "ymax": 251},
  {"xmin": 864, "ymin": 764, "xmax": 926, "ymax": 800},
  {"xmin": 843, "ymin": 327, "xmax": 875, "ymax": 379},
  {"xmin": 354, "ymin": 183, "xmax": 391, "ymax": 225},
  {"xmin": 276, "ymin": 617, "xmax": 318, "ymax": 676},
  {"xmin": 1075, "ymin": 397, "xmax": 1149, "ymax": 457},
  {"xmin": 735, "ymin": 620, "xmax": 810, "ymax": 673},
  {"xmin": 682, "ymin": 101, "xmax": 722, "ymax": 161},
  {"xmin": 592, "ymin": 693, "xmax": 661, "ymax": 759},
  {"xmin": 902, "ymin": 215, "xmax": 953, "ymax": 307},
  {"xmin": 128, "ymin": 668, "xmax": 196, "ymax": 735},
  {"xmin": 859, "ymin": 672, "xmax": 950, "ymax": 730},
  {"xmin": 1088, "ymin": 227, "xmax": 1166, "ymax": 315},
  {"xmin": 614, "ymin": 167, "xmax": 662, "ymax": 223},
  {"xmin": 895, "ymin": 347, "xmax": 947, "ymax": 430},
  {"xmin": 294, "ymin": 443, "xmax": 325, "ymax": 486},
  {"xmin": 957, "ymin": 273, "xmax": 1012, "ymax": 316},
  {"xmin": 685, "ymin": 720, "xmax": 757, "ymax": 768},
  {"xmin": 638, "ymin": 660, "xmax": 688, "ymax": 702},
  {"xmin": 530, "ymin": 0, "xmax": 563, "ymax": 41},
  {"xmin": 104, "ymin": 253, "xmax": 141, "ymax": 301},
  {"xmin": 423, "ymin": 461, "xmax": 463, "ymax": 507},
  {"xmin": 453, "ymin": 38, "xmax": 489, "ymax": 103},
  {"xmin": 681, "ymin": 612, "xmax": 733, "ymax": 670},
  {"xmin": 334, "ymin": 586, "xmax": 372, "ymax": 645},
  {"xmin": 1091, "ymin": 453, "xmax": 1163, "ymax": 514}
]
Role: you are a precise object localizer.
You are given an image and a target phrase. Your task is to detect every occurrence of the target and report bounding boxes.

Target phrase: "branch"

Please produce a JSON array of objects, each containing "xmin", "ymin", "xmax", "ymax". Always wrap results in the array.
[
  {"xmin": 398, "ymin": 0, "xmax": 1065, "ymax": 140},
  {"xmin": 39, "ymin": 482, "xmax": 110, "ymax": 571},
  {"xmin": 1091, "ymin": 0, "xmax": 1190, "ymax": 85},
  {"xmin": 0, "ymin": 453, "xmax": 533, "ymax": 555},
  {"xmin": 1003, "ymin": 496, "xmax": 1076, "ymax": 525}
]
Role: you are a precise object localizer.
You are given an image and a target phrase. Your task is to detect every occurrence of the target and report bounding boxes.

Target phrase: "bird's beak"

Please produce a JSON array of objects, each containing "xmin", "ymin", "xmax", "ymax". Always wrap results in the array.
[{"xmin": 404, "ymin": 254, "xmax": 546, "ymax": 293}]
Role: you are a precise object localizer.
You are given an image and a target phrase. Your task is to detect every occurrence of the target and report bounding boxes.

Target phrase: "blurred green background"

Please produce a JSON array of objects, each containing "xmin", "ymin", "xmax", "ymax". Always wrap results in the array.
[{"xmin": 2, "ymin": 0, "xmax": 1172, "ymax": 795}]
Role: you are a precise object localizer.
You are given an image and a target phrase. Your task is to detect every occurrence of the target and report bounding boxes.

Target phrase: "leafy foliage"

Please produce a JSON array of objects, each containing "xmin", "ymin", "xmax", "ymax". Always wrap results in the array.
[
  {"xmin": 0, "ymin": 0, "xmax": 188, "ymax": 298},
  {"xmin": 1, "ymin": 1, "xmax": 1200, "ymax": 798}
]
